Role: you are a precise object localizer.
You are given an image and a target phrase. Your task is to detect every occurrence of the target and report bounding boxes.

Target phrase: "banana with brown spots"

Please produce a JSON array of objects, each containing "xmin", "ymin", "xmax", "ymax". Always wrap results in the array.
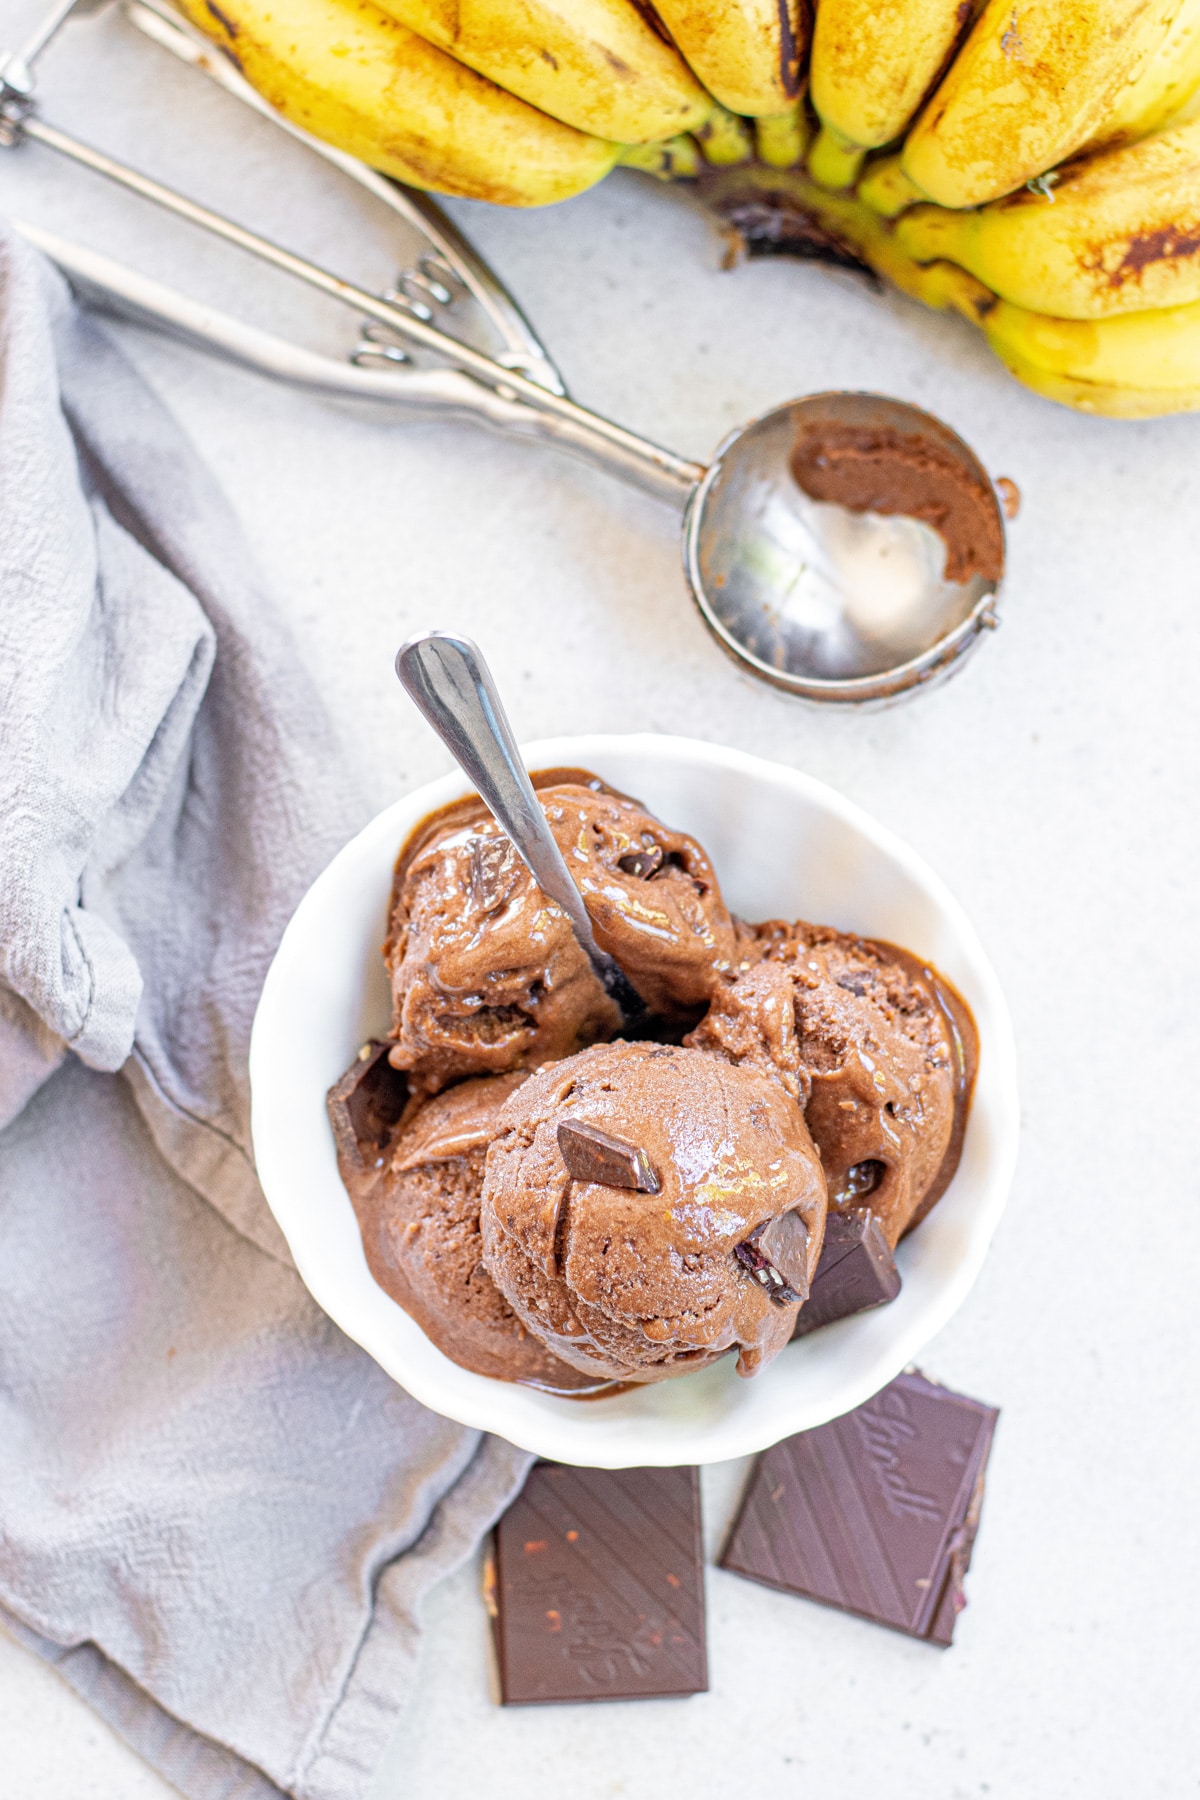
[
  {"xmin": 896, "ymin": 115, "xmax": 1200, "ymax": 316},
  {"xmin": 902, "ymin": 0, "xmax": 1191, "ymax": 207},
  {"xmin": 807, "ymin": 0, "xmax": 980, "ymax": 190},
  {"xmin": 651, "ymin": 0, "xmax": 808, "ymax": 116},
  {"xmin": 368, "ymin": 0, "xmax": 712, "ymax": 142},
  {"xmin": 176, "ymin": 0, "xmax": 622, "ymax": 206}
]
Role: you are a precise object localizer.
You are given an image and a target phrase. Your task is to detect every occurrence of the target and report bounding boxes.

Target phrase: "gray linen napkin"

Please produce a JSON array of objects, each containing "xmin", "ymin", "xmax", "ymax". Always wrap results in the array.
[{"xmin": 0, "ymin": 221, "xmax": 531, "ymax": 1800}]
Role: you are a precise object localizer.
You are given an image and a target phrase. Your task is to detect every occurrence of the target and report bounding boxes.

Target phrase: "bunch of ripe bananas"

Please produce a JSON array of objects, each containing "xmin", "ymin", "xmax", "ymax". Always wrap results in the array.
[{"xmin": 181, "ymin": 0, "xmax": 1200, "ymax": 417}]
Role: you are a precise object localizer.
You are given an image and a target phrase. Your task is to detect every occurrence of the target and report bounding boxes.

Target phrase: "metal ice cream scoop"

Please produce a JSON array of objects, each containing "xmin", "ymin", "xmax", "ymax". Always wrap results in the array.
[
  {"xmin": 395, "ymin": 631, "xmax": 645, "ymax": 1026},
  {"xmin": 4, "ymin": 0, "xmax": 1009, "ymax": 706}
]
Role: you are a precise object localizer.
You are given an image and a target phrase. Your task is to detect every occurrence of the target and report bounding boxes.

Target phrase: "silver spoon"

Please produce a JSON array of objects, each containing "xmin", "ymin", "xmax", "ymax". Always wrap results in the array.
[{"xmin": 395, "ymin": 631, "xmax": 646, "ymax": 1026}]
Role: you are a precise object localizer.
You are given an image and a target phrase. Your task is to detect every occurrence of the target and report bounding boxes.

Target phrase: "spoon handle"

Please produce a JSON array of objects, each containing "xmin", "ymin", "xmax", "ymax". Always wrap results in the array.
[{"xmin": 395, "ymin": 632, "xmax": 643, "ymax": 1022}]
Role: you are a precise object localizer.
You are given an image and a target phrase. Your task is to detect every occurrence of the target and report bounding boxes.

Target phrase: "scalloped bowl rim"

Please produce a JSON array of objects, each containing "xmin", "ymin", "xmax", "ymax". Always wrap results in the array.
[{"xmin": 249, "ymin": 734, "xmax": 1018, "ymax": 1467}]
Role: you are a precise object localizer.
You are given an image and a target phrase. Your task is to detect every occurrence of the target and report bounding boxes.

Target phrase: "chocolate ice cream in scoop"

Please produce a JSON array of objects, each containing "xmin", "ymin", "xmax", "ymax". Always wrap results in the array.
[
  {"xmin": 327, "ymin": 1050, "xmax": 608, "ymax": 1391},
  {"xmin": 384, "ymin": 773, "xmax": 737, "ymax": 1095},
  {"xmin": 688, "ymin": 924, "xmax": 976, "ymax": 1247},
  {"xmin": 479, "ymin": 1042, "xmax": 827, "ymax": 1384}
]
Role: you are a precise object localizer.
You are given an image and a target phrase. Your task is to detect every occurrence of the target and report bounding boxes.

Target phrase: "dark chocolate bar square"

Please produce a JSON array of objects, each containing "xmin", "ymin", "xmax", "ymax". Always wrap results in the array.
[
  {"xmin": 720, "ymin": 1371, "xmax": 998, "ymax": 1643},
  {"xmin": 791, "ymin": 1208, "xmax": 901, "ymax": 1338},
  {"xmin": 491, "ymin": 1464, "xmax": 707, "ymax": 1704}
]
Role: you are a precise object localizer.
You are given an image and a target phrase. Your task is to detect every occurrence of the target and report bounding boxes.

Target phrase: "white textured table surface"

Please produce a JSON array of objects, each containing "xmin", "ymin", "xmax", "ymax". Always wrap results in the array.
[{"xmin": 3, "ymin": 4, "xmax": 1199, "ymax": 1795}]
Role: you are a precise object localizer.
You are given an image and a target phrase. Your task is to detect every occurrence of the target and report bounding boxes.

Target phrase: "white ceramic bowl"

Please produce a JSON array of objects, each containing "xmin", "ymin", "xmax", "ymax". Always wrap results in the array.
[{"xmin": 250, "ymin": 735, "xmax": 1018, "ymax": 1468}]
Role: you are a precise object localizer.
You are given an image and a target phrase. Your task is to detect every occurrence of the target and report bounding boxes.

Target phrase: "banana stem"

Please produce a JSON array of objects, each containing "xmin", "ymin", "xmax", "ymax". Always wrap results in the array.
[
  {"xmin": 856, "ymin": 153, "xmax": 925, "ymax": 217},
  {"xmin": 695, "ymin": 104, "xmax": 754, "ymax": 166},
  {"xmin": 755, "ymin": 104, "xmax": 811, "ymax": 169},
  {"xmin": 619, "ymin": 135, "xmax": 702, "ymax": 180},
  {"xmin": 807, "ymin": 122, "xmax": 866, "ymax": 191}
]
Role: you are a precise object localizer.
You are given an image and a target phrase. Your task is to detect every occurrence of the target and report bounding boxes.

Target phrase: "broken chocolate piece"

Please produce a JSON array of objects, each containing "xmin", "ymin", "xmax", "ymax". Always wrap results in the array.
[
  {"xmin": 791, "ymin": 1208, "xmax": 900, "ymax": 1338},
  {"xmin": 327, "ymin": 1041, "xmax": 409, "ymax": 1161},
  {"xmin": 617, "ymin": 845, "xmax": 664, "ymax": 879},
  {"xmin": 734, "ymin": 1211, "xmax": 809, "ymax": 1304},
  {"xmin": 491, "ymin": 1464, "xmax": 707, "ymax": 1704},
  {"xmin": 720, "ymin": 1371, "xmax": 998, "ymax": 1644},
  {"xmin": 927, "ymin": 1454, "xmax": 989, "ymax": 1646},
  {"xmin": 557, "ymin": 1119, "xmax": 661, "ymax": 1194}
]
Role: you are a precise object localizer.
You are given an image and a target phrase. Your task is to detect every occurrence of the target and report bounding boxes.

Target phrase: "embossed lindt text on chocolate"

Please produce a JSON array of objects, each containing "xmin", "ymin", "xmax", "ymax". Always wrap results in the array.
[{"xmin": 721, "ymin": 1372, "xmax": 999, "ymax": 1645}]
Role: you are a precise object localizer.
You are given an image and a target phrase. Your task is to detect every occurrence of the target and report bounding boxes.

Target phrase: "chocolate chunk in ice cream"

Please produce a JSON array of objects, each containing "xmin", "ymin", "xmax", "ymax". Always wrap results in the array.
[
  {"xmin": 790, "ymin": 1207, "xmax": 901, "ymax": 1339},
  {"xmin": 688, "ymin": 923, "xmax": 977, "ymax": 1247},
  {"xmin": 557, "ymin": 1119, "xmax": 661, "ymax": 1193},
  {"xmin": 479, "ymin": 1042, "xmax": 827, "ymax": 1384},
  {"xmin": 332, "ymin": 1040, "xmax": 410, "ymax": 1150},
  {"xmin": 734, "ymin": 1211, "xmax": 811, "ymax": 1305},
  {"xmin": 791, "ymin": 421, "xmax": 1005, "ymax": 585},
  {"xmin": 327, "ymin": 1056, "xmax": 608, "ymax": 1392},
  {"xmin": 384, "ymin": 773, "xmax": 737, "ymax": 1096}
]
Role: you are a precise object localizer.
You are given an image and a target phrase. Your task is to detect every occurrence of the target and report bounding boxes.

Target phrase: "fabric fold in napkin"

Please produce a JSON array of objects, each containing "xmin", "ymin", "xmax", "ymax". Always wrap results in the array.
[{"xmin": 0, "ymin": 221, "xmax": 532, "ymax": 1800}]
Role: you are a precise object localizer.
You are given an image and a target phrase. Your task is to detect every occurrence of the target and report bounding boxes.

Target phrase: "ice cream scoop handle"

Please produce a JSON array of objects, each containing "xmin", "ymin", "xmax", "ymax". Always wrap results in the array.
[{"xmin": 394, "ymin": 632, "xmax": 644, "ymax": 1021}]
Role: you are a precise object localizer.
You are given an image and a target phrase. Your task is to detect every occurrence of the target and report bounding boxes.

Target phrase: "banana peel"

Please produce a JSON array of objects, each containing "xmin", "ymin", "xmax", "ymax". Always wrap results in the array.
[
  {"xmin": 369, "ymin": 0, "xmax": 713, "ymax": 143},
  {"xmin": 901, "ymin": 0, "xmax": 1191, "ymax": 209},
  {"xmin": 896, "ymin": 117, "xmax": 1200, "ymax": 319},
  {"xmin": 178, "ymin": 0, "xmax": 1200, "ymax": 416},
  {"xmin": 176, "ymin": 0, "xmax": 621, "ymax": 205},
  {"xmin": 653, "ymin": 0, "xmax": 807, "ymax": 116}
]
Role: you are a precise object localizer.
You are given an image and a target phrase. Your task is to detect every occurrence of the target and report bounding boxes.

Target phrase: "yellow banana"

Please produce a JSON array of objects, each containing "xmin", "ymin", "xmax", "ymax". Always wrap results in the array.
[
  {"xmin": 652, "ymin": 0, "xmax": 807, "ymax": 115},
  {"xmin": 810, "ymin": 0, "xmax": 979, "ymax": 151},
  {"xmin": 902, "ymin": 0, "xmax": 1187, "ymax": 208},
  {"xmin": 1084, "ymin": 0, "xmax": 1200, "ymax": 145},
  {"xmin": 1164, "ymin": 65, "xmax": 1200, "ymax": 121},
  {"xmin": 981, "ymin": 292, "xmax": 1200, "ymax": 411},
  {"xmin": 762, "ymin": 157, "xmax": 1200, "ymax": 412},
  {"xmin": 703, "ymin": 164, "xmax": 1200, "ymax": 413},
  {"xmin": 714, "ymin": 163, "xmax": 1200, "ymax": 413},
  {"xmin": 770, "ymin": 168, "xmax": 1200, "ymax": 414},
  {"xmin": 175, "ymin": 0, "xmax": 620, "ymax": 205},
  {"xmin": 896, "ymin": 117, "xmax": 1200, "ymax": 317},
  {"xmin": 368, "ymin": 0, "xmax": 711, "ymax": 142}
]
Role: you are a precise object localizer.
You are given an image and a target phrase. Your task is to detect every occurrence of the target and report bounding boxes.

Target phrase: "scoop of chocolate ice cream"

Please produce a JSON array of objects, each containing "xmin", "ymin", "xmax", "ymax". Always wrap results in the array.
[
  {"xmin": 479, "ymin": 1042, "xmax": 827, "ymax": 1384},
  {"xmin": 687, "ymin": 924, "xmax": 977, "ymax": 1247},
  {"xmin": 385, "ymin": 773, "xmax": 737, "ymax": 1094},
  {"xmin": 790, "ymin": 419, "xmax": 1005, "ymax": 585},
  {"xmin": 327, "ymin": 1050, "xmax": 606, "ymax": 1391}
]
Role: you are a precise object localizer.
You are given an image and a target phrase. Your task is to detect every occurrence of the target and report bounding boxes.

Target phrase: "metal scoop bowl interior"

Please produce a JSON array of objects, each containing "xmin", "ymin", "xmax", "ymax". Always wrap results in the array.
[{"xmin": 683, "ymin": 391, "xmax": 1006, "ymax": 705}]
